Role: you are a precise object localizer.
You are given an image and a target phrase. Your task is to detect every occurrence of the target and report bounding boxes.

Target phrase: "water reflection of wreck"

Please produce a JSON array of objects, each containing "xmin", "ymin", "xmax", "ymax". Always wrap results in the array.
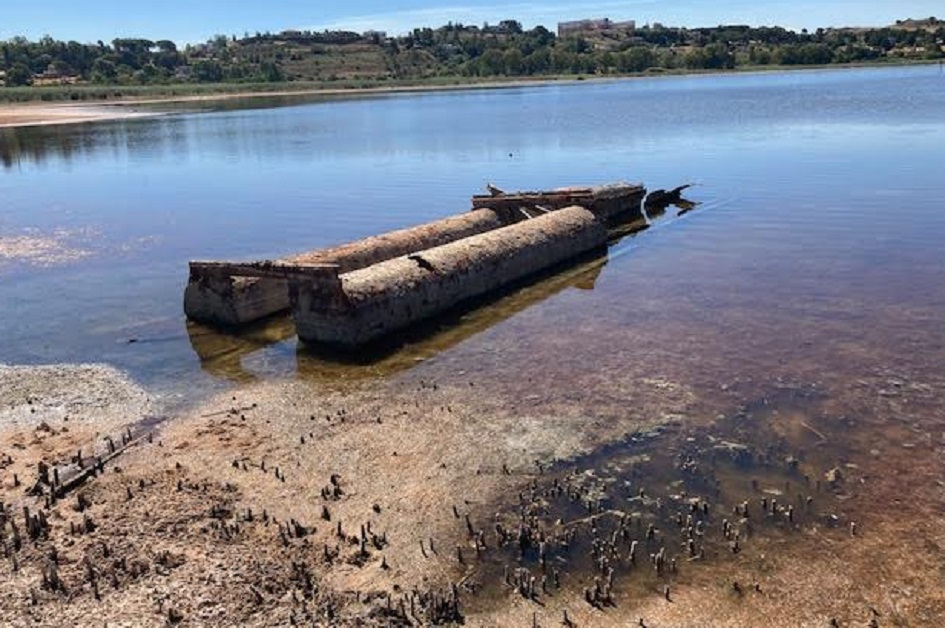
[
  {"xmin": 185, "ymin": 182, "xmax": 646, "ymax": 349},
  {"xmin": 186, "ymin": 249, "xmax": 610, "ymax": 382},
  {"xmin": 186, "ymin": 317, "xmax": 296, "ymax": 383}
]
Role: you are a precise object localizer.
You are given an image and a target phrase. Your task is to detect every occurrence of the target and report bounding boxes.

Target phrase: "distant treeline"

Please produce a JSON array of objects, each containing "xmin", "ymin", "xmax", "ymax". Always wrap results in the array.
[{"xmin": 2, "ymin": 18, "xmax": 942, "ymax": 95}]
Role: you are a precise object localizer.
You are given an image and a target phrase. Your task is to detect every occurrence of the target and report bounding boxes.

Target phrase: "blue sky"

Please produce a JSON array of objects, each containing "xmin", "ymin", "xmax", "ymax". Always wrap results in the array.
[{"xmin": 1, "ymin": 1, "xmax": 940, "ymax": 43}]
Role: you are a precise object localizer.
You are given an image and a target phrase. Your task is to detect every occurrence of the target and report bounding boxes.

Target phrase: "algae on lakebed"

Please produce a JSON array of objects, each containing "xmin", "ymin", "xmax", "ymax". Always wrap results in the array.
[{"xmin": 3, "ymin": 356, "xmax": 945, "ymax": 625}]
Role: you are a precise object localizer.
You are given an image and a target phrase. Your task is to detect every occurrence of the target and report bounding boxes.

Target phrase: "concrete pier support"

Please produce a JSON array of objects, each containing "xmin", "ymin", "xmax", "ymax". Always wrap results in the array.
[
  {"xmin": 183, "ymin": 181, "xmax": 645, "ymax": 334},
  {"xmin": 184, "ymin": 208, "xmax": 506, "ymax": 326},
  {"xmin": 290, "ymin": 206, "xmax": 608, "ymax": 348}
]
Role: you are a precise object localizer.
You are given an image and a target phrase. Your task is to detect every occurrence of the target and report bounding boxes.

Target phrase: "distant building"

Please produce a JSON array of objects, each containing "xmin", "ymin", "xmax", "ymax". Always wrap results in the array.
[
  {"xmin": 557, "ymin": 18, "xmax": 636, "ymax": 38},
  {"xmin": 32, "ymin": 64, "xmax": 79, "ymax": 86},
  {"xmin": 363, "ymin": 30, "xmax": 387, "ymax": 40}
]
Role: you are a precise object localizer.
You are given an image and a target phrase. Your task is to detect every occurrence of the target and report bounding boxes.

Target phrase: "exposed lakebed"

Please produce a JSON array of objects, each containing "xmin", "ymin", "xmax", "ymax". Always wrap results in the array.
[{"xmin": 1, "ymin": 66, "xmax": 944, "ymax": 624}]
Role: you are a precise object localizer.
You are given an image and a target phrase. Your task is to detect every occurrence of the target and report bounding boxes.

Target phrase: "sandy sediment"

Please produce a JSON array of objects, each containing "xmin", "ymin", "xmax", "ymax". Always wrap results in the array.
[
  {"xmin": 0, "ymin": 362, "xmax": 153, "ymax": 434},
  {"xmin": 0, "ymin": 362, "xmax": 684, "ymax": 625},
  {"xmin": 0, "ymin": 363, "xmax": 155, "ymax": 502},
  {"xmin": 0, "ymin": 77, "xmax": 582, "ymax": 129},
  {"xmin": 2, "ymin": 361, "xmax": 944, "ymax": 626},
  {"xmin": 0, "ymin": 104, "xmax": 161, "ymax": 129}
]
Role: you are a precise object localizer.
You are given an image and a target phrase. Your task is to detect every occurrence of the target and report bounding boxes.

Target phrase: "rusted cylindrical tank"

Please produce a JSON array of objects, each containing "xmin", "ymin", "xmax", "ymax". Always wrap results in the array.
[
  {"xmin": 290, "ymin": 206, "xmax": 608, "ymax": 348},
  {"xmin": 184, "ymin": 208, "xmax": 507, "ymax": 326}
]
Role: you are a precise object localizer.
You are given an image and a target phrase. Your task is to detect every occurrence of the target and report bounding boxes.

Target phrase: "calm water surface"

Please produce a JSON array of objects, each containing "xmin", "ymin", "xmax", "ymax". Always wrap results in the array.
[{"xmin": 1, "ymin": 66, "xmax": 944, "ymax": 402}]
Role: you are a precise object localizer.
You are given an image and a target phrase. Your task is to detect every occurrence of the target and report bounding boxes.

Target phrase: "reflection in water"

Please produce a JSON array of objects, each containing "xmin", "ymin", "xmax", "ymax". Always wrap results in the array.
[
  {"xmin": 187, "ymin": 248, "xmax": 609, "ymax": 383},
  {"xmin": 186, "ymin": 316, "xmax": 297, "ymax": 384},
  {"xmin": 175, "ymin": 93, "xmax": 381, "ymax": 115},
  {"xmin": 643, "ymin": 185, "xmax": 700, "ymax": 220},
  {"xmin": 2, "ymin": 65, "xmax": 943, "ymax": 404},
  {"xmin": 674, "ymin": 197, "xmax": 698, "ymax": 216},
  {"xmin": 183, "ymin": 188, "xmax": 711, "ymax": 383},
  {"xmin": 0, "ymin": 93, "xmax": 415, "ymax": 171},
  {"xmin": 1, "ymin": 118, "xmax": 182, "ymax": 170},
  {"xmin": 183, "ymin": 207, "xmax": 671, "ymax": 384},
  {"xmin": 0, "ymin": 95, "xmax": 341, "ymax": 170},
  {"xmin": 296, "ymin": 249, "xmax": 609, "ymax": 380}
]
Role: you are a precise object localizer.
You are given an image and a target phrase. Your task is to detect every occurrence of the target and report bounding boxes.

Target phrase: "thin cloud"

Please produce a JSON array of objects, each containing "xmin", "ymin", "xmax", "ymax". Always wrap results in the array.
[
  {"xmin": 305, "ymin": 0, "xmax": 923, "ymax": 35},
  {"xmin": 309, "ymin": 1, "xmax": 654, "ymax": 34}
]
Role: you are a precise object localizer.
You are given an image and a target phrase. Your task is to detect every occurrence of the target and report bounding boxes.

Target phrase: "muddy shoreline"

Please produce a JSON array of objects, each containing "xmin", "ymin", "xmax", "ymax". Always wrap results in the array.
[{"xmin": 2, "ymin": 359, "xmax": 943, "ymax": 626}]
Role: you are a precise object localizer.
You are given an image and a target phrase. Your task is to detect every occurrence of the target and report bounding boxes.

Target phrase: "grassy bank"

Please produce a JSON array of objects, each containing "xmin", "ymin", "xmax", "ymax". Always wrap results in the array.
[
  {"xmin": 0, "ymin": 76, "xmax": 552, "ymax": 104},
  {"xmin": 1, "ymin": 59, "xmax": 936, "ymax": 105}
]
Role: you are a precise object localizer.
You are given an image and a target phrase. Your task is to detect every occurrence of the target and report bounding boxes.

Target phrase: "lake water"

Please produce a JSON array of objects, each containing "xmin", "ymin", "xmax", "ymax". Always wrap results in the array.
[
  {"xmin": 4, "ymin": 65, "xmax": 945, "ymax": 621},
  {"xmin": 1, "ymin": 65, "xmax": 944, "ymax": 406}
]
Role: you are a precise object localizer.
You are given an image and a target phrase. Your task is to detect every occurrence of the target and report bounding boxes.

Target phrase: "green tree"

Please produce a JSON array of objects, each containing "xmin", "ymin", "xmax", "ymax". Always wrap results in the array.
[
  {"xmin": 524, "ymin": 48, "xmax": 551, "ymax": 74},
  {"xmin": 90, "ymin": 58, "xmax": 117, "ymax": 82},
  {"xmin": 498, "ymin": 20, "xmax": 523, "ymax": 34},
  {"xmin": 5, "ymin": 62, "xmax": 32, "ymax": 86},
  {"xmin": 797, "ymin": 43, "xmax": 833, "ymax": 64},
  {"xmin": 503, "ymin": 49, "xmax": 523, "ymax": 74},
  {"xmin": 618, "ymin": 47, "xmax": 656, "ymax": 72},
  {"xmin": 478, "ymin": 49, "xmax": 504, "ymax": 75},
  {"xmin": 192, "ymin": 59, "xmax": 223, "ymax": 82},
  {"xmin": 529, "ymin": 25, "xmax": 555, "ymax": 47},
  {"xmin": 562, "ymin": 37, "xmax": 591, "ymax": 54},
  {"xmin": 260, "ymin": 60, "xmax": 284, "ymax": 82},
  {"xmin": 51, "ymin": 59, "xmax": 73, "ymax": 75}
]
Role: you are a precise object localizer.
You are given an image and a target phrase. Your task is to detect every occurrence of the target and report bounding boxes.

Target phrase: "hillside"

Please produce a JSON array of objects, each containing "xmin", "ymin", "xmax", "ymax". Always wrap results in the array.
[
  {"xmin": 893, "ymin": 17, "xmax": 942, "ymax": 31},
  {"xmin": 2, "ymin": 19, "xmax": 943, "ymax": 99}
]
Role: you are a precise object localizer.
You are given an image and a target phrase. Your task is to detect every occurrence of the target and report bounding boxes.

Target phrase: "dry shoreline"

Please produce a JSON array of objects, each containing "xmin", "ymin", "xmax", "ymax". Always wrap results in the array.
[
  {"xmin": 3, "ymin": 359, "xmax": 944, "ymax": 625},
  {"xmin": 1, "ymin": 62, "xmax": 929, "ymax": 130},
  {"xmin": 0, "ymin": 103, "xmax": 166, "ymax": 129},
  {"xmin": 0, "ymin": 78, "xmax": 582, "ymax": 129}
]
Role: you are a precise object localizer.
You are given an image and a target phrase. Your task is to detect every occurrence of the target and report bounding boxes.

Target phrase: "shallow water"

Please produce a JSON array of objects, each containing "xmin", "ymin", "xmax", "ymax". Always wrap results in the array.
[{"xmin": 468, "ymin": 387, "xmax": 846, "ymax": 602}]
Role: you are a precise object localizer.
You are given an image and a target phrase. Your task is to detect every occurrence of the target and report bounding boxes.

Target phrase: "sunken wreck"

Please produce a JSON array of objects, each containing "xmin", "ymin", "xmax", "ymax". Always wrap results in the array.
[{"xmin": 184, "ymin": 182, "xmax": 646, "ymax": 348}]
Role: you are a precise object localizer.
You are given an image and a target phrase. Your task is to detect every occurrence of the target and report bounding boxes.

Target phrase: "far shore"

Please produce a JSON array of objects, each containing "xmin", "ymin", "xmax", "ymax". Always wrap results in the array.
[
  {"xmin": 0, "ymin": 75, "xmax": 594, "ymax": 129},
  {"xmin": 0, "ymin": 103, "xmax": 164, "ymax": 129},
  {"xmin": 1, "ymin": 61, "xmax": 935, "ymax": 130}
]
